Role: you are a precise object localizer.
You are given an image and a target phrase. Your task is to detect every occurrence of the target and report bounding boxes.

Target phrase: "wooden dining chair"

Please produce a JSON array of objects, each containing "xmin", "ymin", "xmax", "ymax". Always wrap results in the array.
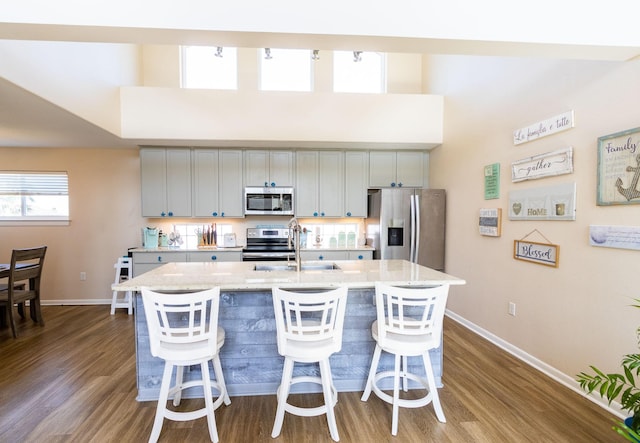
[{"xmin": 0, "ymin": 246, "xmax": 47, "ymax": 338}]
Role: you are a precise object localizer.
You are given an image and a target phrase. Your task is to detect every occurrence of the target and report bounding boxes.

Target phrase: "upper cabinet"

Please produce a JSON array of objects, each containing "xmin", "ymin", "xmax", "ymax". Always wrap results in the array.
[
  {"xmin": 193, "ymin": 149, "xmax": 244, "ymax": 218},
  {"xmin": 369, "ymin": 151, "xmax": 426, "ymax": 188},
  {"xmin": 344, "ymin": 151, "xmax": 368, "ymax": 218},
  {"xmin": 140, "ymin": 148, "xmax": 192, "ymax": 217},
  {"xmin": 296, "ymin": 151, "xmax": 344, "ymax": 217},
  {"xmin": 245, "ymin": 150, "xmax": 294, "ymax": 187}
]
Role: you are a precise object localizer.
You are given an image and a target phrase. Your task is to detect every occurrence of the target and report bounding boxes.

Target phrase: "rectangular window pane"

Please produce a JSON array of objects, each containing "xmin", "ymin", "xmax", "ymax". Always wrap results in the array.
[
  {"xmin": 0, "ymin": 172, "xmax": 69, "ymax": 221},
  {"xmin": 260, "ymin": 49, "xmax": 312, "ymax": 92},
  {"xmin": 182, "ymin": 46, "xmax": 238, "ymax": 90},
  {"xmin": 333, "ymin": 51, "xmax": 386, "ymax": 93}
]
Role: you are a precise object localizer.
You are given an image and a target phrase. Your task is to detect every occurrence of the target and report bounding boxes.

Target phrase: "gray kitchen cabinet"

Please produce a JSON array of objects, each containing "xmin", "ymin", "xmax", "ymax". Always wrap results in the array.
[
  {"xmin": 295, "ymin": 151, "xmax": 344, "ymax": 217},
  {"xmin": 140, "ymin": 148, "xmax": 192, "ymax": 217},
  {"xmin": 369, "ymin": 151, "xmax": 426, "ymax": 188},
  {"xmin": 193, "ymin": 149, "xmax": 244, "ymax": 218},
  {"xmin": 132, "ymin": 251, "xmax": 188, "ymax": 277},
  {"xmin": 245, "ymin": 150, "xmax": 294, "ymax": 187},
  {"xmin": 344, "ymin": 151, "xmax": 368, "ymax": 217},
  {"xmin": 347, "ymin": 250, "xmax": 373, "ymax": 260},
  {"xmin": 188, "ymin": 251, "xmax": 242, "ymax": 262}
]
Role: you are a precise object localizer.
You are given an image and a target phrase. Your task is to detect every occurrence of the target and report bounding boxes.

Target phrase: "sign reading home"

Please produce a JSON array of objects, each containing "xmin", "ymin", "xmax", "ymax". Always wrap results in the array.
[
  {"xmin": 511, "ymin": 147, "xmax": 573, "ymax": 182},
  {"xmin": 508, "ymin": 182, "xmax": 576, "ymax": 221},
  {"xmin": 513, "ymin": 111, "xmax": 574, "ymax": 145},
  {"xmin": 514, "ymin": 240, "xmax": 559, "ymax": 267}
]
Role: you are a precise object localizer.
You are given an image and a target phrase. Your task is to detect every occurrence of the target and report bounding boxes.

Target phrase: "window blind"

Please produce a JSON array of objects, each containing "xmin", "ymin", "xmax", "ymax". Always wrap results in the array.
[{"xmin": 0, "ymin": 172, "xmax": 68, "ymax": 196}]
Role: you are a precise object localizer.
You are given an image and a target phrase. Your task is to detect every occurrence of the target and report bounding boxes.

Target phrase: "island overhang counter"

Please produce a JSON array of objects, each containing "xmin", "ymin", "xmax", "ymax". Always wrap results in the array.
[{"xmin": 113, "ymin": 259, "xmax": 465, "ymax": 401}]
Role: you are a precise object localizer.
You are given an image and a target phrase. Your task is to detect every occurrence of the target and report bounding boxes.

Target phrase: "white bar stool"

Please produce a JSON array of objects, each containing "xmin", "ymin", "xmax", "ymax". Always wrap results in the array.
[
  {"xmin": 110, "ymin": 257, "xmax": 132, "ymax": 315},
  {"xmin": 141, "ymin": 287, "xmax": 230, "ymax": 443},
  {"xmin": 271, "ymin": 286, "xmax": 349, "ymax": 442},
  {"xmin": 361, "ymin": 282, "xmax": 450, "ymax": 436}
]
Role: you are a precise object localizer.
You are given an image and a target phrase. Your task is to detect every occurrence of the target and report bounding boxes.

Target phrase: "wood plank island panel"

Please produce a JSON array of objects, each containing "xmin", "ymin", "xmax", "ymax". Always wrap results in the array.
[
  {"xmin": 123, "ymin": 259, "xmax": 465, "ymax": 401},
  {"xmin": 135, "ymin": 288, "xmax": 443, "ymax": 401}
]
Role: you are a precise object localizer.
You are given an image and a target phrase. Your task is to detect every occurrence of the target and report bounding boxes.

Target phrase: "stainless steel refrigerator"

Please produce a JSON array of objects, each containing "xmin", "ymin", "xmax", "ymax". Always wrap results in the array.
[{"xmin": 365, "ymin": 188, "xmax": 446, "ymax": 271}]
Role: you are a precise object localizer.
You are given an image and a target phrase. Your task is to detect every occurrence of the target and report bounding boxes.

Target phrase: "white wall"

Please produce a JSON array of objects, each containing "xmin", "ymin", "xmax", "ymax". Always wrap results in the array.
[{"xmin": 426, "ymin": 54, "xmax": 640, "ymax": 385}]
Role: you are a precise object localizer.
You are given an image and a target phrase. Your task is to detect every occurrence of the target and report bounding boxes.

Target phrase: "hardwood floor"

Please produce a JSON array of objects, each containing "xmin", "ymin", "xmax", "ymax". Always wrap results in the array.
[{"xmin": 0, "ymin": 306, "xmax": 617, "ymax": 442}]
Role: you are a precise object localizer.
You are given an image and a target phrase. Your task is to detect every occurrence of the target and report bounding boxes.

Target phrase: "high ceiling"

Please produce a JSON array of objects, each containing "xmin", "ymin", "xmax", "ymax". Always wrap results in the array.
[{"xmin": 1, "ymin": 2, "xmax": 639, "ymax": 149}]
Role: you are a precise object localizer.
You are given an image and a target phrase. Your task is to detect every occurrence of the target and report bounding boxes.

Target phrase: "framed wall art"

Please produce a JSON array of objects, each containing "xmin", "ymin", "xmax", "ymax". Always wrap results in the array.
[
  {"xmin": 513, "ymin": 239, "xmax": 560, "ymax": 267},
  {"xmin": 479, "ymin": 208, "xmax": 502, "ymax": 237},
  {"xmin": 597, "ymin": 126, "xmax": 640, "ymax": 206},
  {"xmin": 511, "ymin": 147, "xmax": 573, "ymax": 182},
  {"xmin": 508, "ymin": 182, "xmax": 576, "ymax": 221}
]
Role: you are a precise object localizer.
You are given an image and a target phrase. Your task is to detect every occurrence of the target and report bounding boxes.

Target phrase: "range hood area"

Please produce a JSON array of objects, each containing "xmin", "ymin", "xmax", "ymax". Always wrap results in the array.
[{"xmin": 119, "ymin": 88, "xmax": 444, "ymax": 149}]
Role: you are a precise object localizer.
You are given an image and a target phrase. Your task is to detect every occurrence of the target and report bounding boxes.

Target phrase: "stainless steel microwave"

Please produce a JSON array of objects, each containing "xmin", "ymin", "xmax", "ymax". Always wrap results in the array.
[{"xmin": 244, "ymin": 187, "xmax": 294, "ymax": 216}]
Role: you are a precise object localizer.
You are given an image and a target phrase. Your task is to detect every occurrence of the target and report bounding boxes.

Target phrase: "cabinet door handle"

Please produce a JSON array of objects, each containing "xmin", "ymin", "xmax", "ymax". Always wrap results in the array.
[
  {"xmin": 358, "ymin": 255, "xmax": 363, "ymax": 260},
  {"xmin": 319, "ymin": 255, "xmax": 324, "ymax": 260},
  {"xmin": 320, "ymin": 212, "xmax": 325, "ymax": 217},
  {"xmin": 270, "ymin": 182, "xmax": 276, "ymax": 187},
  {"xmin": 212, "ymin": 212, "xmax": 218, "ymax": 216},
  {"xmin": 398, "ymin": 182, "xmax": 403, "ymax": 187},
  {"xmin": 157, "ymin": 256, "xmax": 162, "ymax": 262},
  {"xmin": 211, "ymin": 255, "xmax": 217, "ymax": 261},
  {"xmin": 391, "ymin": 182, "xmax": 396, "ymax": 187},
  {"xmin": 313, "ymin": 212, "xmax": 318, "ymax": 217},
  {"xmin": 221, "ymin": 212, "xmax": 225, "ymax": 217},
  {"xmin": 167, "ymin": 211, "xmax": 174, "ymax": 216},
  {"xmin": 346, "ymin": 211, "xmax": 352, "ymax": 217},
  {"xmin": 161, "ymin": 211, "xmax": 166, "ymax": 217}
]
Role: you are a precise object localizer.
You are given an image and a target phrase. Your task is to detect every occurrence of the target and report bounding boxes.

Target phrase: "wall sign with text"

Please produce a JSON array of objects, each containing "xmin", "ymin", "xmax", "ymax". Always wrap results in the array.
[
  {"xmin": 514, "ymin": 240, "xmax": 559, "ymax": 267},
  {"xmin": 597, "ymin": 126, "xmax": 640, "ymax": 205},
  {"xmin": 511, "ymin": 147, "xmax": 573, "ymax": 182},
  {"xmin": 508, "ymin": 182, "xmax": 576, "ymax": 221},
  {"xmin": 479, "ymin": 208, "xmax": 502, "ymax": 237},
  {"xmin": 513, "ymin": 111, "xmax": 574, "ymax": 145}
]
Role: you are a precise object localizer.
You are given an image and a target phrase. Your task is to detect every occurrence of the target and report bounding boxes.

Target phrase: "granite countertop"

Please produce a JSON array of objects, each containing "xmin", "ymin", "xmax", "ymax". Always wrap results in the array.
[{"xmin": 112, "ymin": 259, "xmax": 465, "ymax": 291}]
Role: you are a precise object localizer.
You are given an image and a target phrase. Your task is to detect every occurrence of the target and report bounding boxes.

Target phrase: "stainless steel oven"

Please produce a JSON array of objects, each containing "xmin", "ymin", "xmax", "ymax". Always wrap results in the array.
[
  {"xmin": 244, "ymin": 187, "xmax": 294, "ymax": 216},
  {"xmin": 242, "ymin": 228, "xmax": 295, "ymax": 262}
]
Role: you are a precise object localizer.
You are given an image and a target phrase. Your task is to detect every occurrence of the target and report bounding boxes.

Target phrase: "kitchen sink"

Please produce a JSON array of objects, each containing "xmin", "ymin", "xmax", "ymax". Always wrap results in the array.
[{"xmin": 253, "ymin": 263, "xmax": 341, "ymax": 272}]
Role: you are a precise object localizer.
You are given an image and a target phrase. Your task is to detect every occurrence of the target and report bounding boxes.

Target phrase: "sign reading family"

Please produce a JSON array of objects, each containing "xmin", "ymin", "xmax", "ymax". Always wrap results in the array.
[{"xmin": 513, "ymin": 111, "xmax": 574, "ymax": 145}]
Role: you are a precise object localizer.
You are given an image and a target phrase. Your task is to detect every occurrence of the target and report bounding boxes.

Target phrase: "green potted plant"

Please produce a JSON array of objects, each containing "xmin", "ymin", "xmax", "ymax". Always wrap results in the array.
[{"xmin": 577, "ymin": 300, "xmax": 640, "ymax": 442}]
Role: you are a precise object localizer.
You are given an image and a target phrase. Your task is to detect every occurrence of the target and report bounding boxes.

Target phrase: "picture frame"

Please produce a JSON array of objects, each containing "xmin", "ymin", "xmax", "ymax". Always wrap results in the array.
[
  {"xmin": 597, "ymin": 127, "xmax": 640, "ymax": 206},
  {"xmin": 513, "ymin": 240, "xmax": 559, "ymax": 267},
  {"xmin": 479, "ymin": 208, "xmax": 502, "ymax": 237},
  {"xmin": 511, "ymin": 147, "xmax": 573, "ymax": 182}
]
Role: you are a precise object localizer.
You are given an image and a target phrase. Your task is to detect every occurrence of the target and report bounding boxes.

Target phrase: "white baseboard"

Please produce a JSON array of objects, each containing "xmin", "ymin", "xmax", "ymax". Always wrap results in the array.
[
  {"xmin": 41, "ymin": 299, "xmax": 113, "ymax": 306},
  {"xmin": 445, "ymin": 310, "xmax": 625, "ymax": 419}
]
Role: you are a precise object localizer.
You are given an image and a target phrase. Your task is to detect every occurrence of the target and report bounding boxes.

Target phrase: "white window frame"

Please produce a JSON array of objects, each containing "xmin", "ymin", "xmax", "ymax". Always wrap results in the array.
[
  {"xmin": 0, "ymin": 171, "xmax": 69, "ymax": 226},
  {"xmin": 180, "ymin": 46, "xmax": 238, "ymax": 90},
  {"xmin": 333, "ymin": 51, "xmax": 387, "ymax": 93}
]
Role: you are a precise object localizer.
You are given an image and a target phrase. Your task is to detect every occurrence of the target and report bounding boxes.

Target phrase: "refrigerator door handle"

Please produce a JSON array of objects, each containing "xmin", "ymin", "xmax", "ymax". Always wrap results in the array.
[
  {"xmin": 414, "ymin": 194, "xmax": 421, "ymax": 263},
  {"xmin": 410, "ymin": 194, "xmax": 417, "ymax": 263}
]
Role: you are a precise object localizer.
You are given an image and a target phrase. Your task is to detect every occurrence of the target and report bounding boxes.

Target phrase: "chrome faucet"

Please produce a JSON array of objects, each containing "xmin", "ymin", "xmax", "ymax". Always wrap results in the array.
[{"xmin": 287, "ymin": 217, "xmax": 302, "ymax": 272}]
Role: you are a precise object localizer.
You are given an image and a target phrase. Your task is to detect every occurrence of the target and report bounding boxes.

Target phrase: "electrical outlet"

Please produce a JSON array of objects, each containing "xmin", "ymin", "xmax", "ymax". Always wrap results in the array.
[
  {"xmin": 508, "ymin": 302, "xmax": 516, "ymax": 316},
  {"xmin": 80, "ymin": 272, "xmax": 87, "ymax": 281}
]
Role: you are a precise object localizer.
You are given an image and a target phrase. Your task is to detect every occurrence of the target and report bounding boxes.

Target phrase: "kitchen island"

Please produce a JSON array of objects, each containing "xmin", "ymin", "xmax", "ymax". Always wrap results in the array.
[{"xmin": 113, "ymin": 259, "xmax": 465, "ymax": 401}]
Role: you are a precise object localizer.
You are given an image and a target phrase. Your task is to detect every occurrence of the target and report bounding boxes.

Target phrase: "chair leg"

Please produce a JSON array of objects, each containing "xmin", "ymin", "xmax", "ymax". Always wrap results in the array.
[
  {"xmin": 422, "ymin": 351, "xmax": 446, "ymax": 423},
  {"xmin": 201, "ymin": 361, "xmax": 220, "ymax": 443},
  {"xmin": 172, "ymin": 365, "xmax": 184, "ymax": 407},
  {"xmin": 402, "ymin": 355, "xmax": 408, "ymax": 392},
  {"xmin": 272, "ymin": 357, "xmax": 294, "ymax": 438},
  {"xmin": 320, "ymin": 359, "xmax": 340, "ymax": 442},
  {"xmin": 30, "ymin": 298, "xmax": 44, "ymax": 325},
  {"xmin": 110, "ymin": 290, "xmax": 118, "ymax": 315},
  {"xmin": 127, "ymin": 290, "xmax": 133, "ymax": 315},
  {"xmin": 361, "ymin": 344, "xmax": 382, "ymax": 401},
  {"xmin": 392, "ymin": 353, "xmax": 402, "ymax": 436},
  {"xmin": 212, "ymin": 356, "xmax": 231, "ymax": 406},
  {"xmin": 149, "ymin": 362, "xmax": 174, "ymax": 443},
  {"xmin": 7, "ymin": 303, "xmax": 18, "ymax": 338}
]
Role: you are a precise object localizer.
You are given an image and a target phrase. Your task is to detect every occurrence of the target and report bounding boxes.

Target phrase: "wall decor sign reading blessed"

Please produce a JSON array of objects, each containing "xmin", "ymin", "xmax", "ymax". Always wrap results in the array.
[
  {"xmin": 511, "ymin": 147, "xmax": 573, "ymax": 182},
  {"xmin": 513, "ymin": 240, "xmax": 559, "ymax": 267},
  {"xmin": 513, "ymin": 111, "xmax": 574, "ymax": 145},
  {"xmin": 597, "ymin": 126, "xmax": 640, "ymax": 205},
  {"xmin": 508, "ymin": 182, "xmax": 576, "ymax": 221}
]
